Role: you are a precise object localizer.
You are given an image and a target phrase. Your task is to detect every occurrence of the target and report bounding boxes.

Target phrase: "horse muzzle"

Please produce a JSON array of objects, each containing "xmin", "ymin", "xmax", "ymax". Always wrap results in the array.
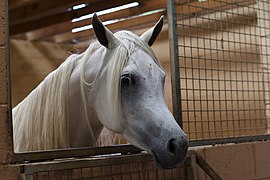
[{"xmin": 151, "ymin": 135, "xmax": 189, "ymax": 169}]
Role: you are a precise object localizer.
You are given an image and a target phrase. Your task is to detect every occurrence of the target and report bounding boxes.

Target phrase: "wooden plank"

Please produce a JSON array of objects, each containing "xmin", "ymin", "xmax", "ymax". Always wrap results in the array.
[
  {"xmin": 8, "ymin": 0, "xmax": 43, "ymax": 10},
  {"xmin": 52, "ymin": 10, "xmax": 166, "ymax": 44},
  {"xmin": 9, "ymin": 0, "xmax": 99, "ymax": 25},
  {"xmin": 9, "ymin": 0, "xmax": 144, "ymax": 35},
  {"xmin": 24, "ymin": 0, "xmax": 166, "ymax": 41}
]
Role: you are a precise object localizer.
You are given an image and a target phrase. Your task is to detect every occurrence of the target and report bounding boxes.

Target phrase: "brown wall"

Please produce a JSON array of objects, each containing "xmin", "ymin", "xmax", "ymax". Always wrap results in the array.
[
  {"xmin": 196, "ymin": 141, "xmax": 270, "ymax": 179},
  {"xmin": 0, "ymin": 0, "xmax": 21, "ymax": 178}
]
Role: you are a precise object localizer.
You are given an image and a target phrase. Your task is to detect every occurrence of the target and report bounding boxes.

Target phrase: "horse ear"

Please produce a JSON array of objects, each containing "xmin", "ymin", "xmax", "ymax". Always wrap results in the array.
[
  {"xmin": 140, "ymin": 16, "xmax": 163, "ymax": 46},
  {"xmin": 92, "ymin": 13, "xmax": 119, "ymax": 48}
]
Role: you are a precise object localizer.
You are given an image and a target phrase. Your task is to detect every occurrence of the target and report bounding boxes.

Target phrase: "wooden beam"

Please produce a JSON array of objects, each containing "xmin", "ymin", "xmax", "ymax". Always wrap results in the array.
[
  {"xmin": 9, "ymin": 0, "xmax": 98, "ymax": 25},
  {"xmin": 51, "ymin": 0, "xmax": 255, "ymax": 44},
  {"xmin": 9, "ymin": 0, "xmax": 143, "ymax": 35},
  {"xmin": 53, "ymin": 10, "xmax": 166, "ymax": 44},
  {"xmin": 25, "ymin": 0, "xmax": 166, "ymax": 41},
  {"xmin": 8, "ymin": 0, "xmax": 43, "ymax": 10}
]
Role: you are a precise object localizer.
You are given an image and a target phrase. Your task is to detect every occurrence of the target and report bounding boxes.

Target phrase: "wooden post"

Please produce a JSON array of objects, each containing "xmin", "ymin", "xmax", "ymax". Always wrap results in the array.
[{"xmin": 257, "ymin": 0, "xmax": 270, "ymax": 133}]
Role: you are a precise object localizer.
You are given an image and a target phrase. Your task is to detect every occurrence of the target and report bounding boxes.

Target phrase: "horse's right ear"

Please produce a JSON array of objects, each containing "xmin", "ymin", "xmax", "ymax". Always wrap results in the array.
[
  {"xmin": 140, "ymin": 16, "xmax": 163, "ymax": 46},
  {"xmin": 92, "ymin": 13, "xmax": 119, "ymax": 49}
]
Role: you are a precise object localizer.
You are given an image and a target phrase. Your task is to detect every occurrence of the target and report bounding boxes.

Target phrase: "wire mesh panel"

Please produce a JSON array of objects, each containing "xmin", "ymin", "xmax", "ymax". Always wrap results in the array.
[
  {"xmin": 22, "ymin": 153, "xmax": 190, "ymax": 180},
  {"xmin": 168, "ymin": 0, "xmax": 270, "ymax": 145}
]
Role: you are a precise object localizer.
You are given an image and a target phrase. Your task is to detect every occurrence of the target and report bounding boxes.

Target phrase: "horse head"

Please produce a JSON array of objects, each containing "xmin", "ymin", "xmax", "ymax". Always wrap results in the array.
[{"xmin": 91, "ymin": 14, "xmax": 188, "ymax": 169}]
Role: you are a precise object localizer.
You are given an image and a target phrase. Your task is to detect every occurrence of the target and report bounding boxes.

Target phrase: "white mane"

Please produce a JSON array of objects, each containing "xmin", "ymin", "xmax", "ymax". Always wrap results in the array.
[
  {"xmin": 12, "ymin": 54, "xmax": 77, "ymax": 152},
  {"xmin": 13, "ymin": 30, "xmax": 161, "ymax": 152}
]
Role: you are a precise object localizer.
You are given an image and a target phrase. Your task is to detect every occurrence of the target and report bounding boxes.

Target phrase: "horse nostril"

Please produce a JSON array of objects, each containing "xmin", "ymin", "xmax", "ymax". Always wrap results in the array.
[
  {"xmin": 167, "ymin": 138, "xmax": 178, "ymax": 155},
  {"xmin": 167, "ymin": 137, "xmax": 189, "ymax": 157}
]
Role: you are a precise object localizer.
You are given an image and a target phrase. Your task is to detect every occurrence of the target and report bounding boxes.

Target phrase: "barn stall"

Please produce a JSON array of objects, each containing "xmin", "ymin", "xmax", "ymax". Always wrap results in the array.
[{"xmin": 0, "ymin": 0, "xmax": 270, "ymax": 179}]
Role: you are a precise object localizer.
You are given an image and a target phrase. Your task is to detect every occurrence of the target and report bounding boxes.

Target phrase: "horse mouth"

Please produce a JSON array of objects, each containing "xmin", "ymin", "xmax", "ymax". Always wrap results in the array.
[
  {"xmin": 150, "ymin": 151, "xmax": 178, "ymax": 169},
  {"xmin": 151, "ymin": 151, "xmax": 163, "ymax": 168}
]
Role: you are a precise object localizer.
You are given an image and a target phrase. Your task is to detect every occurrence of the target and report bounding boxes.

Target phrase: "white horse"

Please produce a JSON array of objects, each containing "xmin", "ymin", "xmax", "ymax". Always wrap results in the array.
[{"xmin": 12, "ymin": 14, "xmax": 188, "ymax": 169}]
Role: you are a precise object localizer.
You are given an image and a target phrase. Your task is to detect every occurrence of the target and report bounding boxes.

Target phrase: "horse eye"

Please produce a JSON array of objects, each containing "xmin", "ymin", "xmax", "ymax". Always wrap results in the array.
[
  {"xmin": 121, "ymin": 76, "xmax": 131, "ymax": 86},
  {"xmin": 121, "ymin": 74, "xmax": 135, "ymax": 86}
]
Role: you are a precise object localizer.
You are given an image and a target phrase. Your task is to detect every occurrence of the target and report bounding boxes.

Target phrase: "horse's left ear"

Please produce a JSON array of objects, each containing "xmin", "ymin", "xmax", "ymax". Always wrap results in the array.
[{"xmin": 140, "ymin": 16, "xmax": 163, "ymax": 46}]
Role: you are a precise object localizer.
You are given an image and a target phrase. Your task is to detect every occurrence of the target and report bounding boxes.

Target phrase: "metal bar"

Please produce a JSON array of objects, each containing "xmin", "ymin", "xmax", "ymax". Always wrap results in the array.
[
  {"xmin": 167, "ymin": 0, "xmax": 183, "ymax": 126},
  {"xmin": 11, "ymin": 144, "xmax": 141, "ymax": 163},
  {"xmin": 189, "ymin": 135, "xmax": 270, "ymax": 147},
  {"xmin": 21, "ymin": 153, "xmax": 153, "ymax": 175},
  {"xmin": 193, "ymin": 151, "xmax": 222, "ymax": 180}
]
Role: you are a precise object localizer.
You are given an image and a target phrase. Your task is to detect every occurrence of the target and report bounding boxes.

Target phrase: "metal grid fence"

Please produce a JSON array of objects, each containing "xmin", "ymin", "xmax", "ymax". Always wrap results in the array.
[
  {"xmin": 21, "ymin": 153, "xmax": 192, "ymax": 180},
  {"xmin": 168, "ymin": 0, "xmax": 270, "ymax": 146}
]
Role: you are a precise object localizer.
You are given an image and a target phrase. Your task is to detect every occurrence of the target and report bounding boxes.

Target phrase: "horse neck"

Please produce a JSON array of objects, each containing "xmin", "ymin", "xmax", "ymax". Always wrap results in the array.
[{"xmin": 68, "ymin": 55, "xmax": 104, "ymax": 148}]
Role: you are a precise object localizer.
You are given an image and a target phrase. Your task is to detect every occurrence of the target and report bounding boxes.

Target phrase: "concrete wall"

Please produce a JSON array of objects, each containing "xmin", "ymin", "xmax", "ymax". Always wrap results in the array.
[{"xmin": 0, "ymin": 0, "xmax": 21, "ymax": 178}]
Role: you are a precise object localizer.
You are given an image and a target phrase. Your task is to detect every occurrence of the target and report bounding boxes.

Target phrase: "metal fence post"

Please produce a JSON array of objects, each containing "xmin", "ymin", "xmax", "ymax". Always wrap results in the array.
[{"xmin": 167, "ymin": 0, "xmax": 182, "ymax": 127}]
